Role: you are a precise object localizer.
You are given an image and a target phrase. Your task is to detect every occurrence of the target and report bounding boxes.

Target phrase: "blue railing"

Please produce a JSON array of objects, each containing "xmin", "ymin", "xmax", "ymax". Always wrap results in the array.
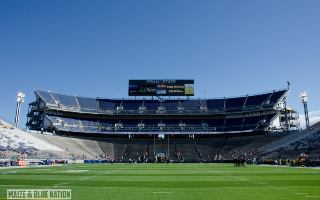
[{"xmin": 46, "ymin": 113, "xmax": 276, "ymax": 134}]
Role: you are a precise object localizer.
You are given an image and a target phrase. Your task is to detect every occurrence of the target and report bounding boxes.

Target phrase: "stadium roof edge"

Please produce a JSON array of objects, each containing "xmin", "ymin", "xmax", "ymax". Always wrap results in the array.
[{"xmin": 34, "ymin": 88, "xmax": 289, "ymax": 101}]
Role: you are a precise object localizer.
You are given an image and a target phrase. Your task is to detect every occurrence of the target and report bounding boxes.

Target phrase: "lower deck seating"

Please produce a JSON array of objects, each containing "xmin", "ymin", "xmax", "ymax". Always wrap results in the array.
[{"xmin": 2, "ymin": 115, "xmax": 319, "ymax": 162}]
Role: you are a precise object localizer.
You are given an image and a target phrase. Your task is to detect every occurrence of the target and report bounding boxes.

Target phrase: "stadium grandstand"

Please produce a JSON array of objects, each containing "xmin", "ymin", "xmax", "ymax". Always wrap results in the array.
[
  {"xmin": 0, "ymin": 117, "xmax": 110, "ymax": 160},
  {"xmin": 1, "ymin": 79, "xmax": 319, "ymax": 165},
  {"xmin": 27, "ymin": 89, "xmax": 289, "ymax": 134},
  {"xmin": 14, "ymin": 82, "xmax": 316, "ymax": 164}
]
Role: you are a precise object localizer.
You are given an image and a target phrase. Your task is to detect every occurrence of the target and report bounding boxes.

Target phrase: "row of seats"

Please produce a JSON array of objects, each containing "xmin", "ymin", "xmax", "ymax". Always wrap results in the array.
[
  {"xmin": 46, "ymin": 114, "xmax": 276, "ymax": 133},
  {"xmin": 35, "ymin": 90, "xmax": 287, "ymax": 113},
  {"xmin": 260, "ymin": 130, "xmax": 320, "ymax": 160},
  {"xmin": 258, "ymin": 127, "xmax": 320, "ymax": 153}
]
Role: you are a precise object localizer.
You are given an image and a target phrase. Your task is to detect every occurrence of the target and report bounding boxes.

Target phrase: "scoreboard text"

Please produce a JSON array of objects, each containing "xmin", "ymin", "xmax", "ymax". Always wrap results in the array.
[{"xmin": 128, "ymin": 80, "xmax": 194, "ymax": 96}]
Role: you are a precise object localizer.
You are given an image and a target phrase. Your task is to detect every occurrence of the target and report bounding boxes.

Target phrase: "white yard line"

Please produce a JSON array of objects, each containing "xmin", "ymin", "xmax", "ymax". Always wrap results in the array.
[
  {"xmin": 153, "ymin": 192, "xmax": 173, "ymax": 194},
  {"xmin": 53, "ymin": 182, "xmax": 69, "ymax": 186},
  {"xmin": 305, "ymin": 196, "xmax": 320, "ymax": 198},
  {"xmin": 0, "ymin": 164, "xmax": 64, "ymax": 170},
  {"xmin": 61, "ymin": 170, "xmax": 89, "ymax": 173}
]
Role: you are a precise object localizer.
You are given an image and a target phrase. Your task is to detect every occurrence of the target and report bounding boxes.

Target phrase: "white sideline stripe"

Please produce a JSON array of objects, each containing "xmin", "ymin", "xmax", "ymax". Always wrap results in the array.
[
  {"xmin": 294, "ymin": 193, "xmax": 308, "ymax": 195},
  {"xmin": 153, "ymin": 192, "xmax": 173, "ymax": 194},
  {"xmin": 257, "ymin": 165, "xmax": 320, "ymax": 170},
  {"xmin": 305, "ymin": 196, "xmax": 320, "ymax": 198},
  {"xmin": 267, "ymin": 186, "xmax": 287, "ymax": 190},
  {"xmin": 0, "ymin": 171, "xmax": 16, "ymax": 174},
  {"xmin": 254, "ymin": 182, "xmax": 268, "ymax": 185},
  {"xmin": 79, "ymin": 177, "xmax": 92, "ymax": 181},
  {"xmin": 78, "ymin": 169, "xmax": 125, "ymax": 181},
  {"xmin": 226, "ymin": 174, "xmax": 290, "ymax": 192},
  {"xmin": 62, "ymin": 170, "xmax": 88, "ymax": 173},
  {"xmin": 54, "ymin": 182, "xmax": 69, "ymax": 186},
  {"xmin": 104, "ymin": 169, "xmax": 123, "ymax": 174},
  {"xmin": 0, "ymin": 164, "xmax": 63, "ymax": 170}
]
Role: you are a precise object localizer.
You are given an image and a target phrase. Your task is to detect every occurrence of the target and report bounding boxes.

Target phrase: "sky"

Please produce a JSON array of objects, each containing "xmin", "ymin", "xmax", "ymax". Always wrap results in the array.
[{"xmin": 0, "ymin": 0, "xmax": 319, "ymax": 128}]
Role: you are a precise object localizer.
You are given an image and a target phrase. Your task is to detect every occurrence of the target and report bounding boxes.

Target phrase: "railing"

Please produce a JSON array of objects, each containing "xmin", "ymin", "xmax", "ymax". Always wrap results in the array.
[
  {"xmin": 36, "ymin": 88, "xmax": 288, "ymax": 101},
  {"xmin": 43, "ymin": 103, "xmax": 275, "ymax": 115},
  {"xmin": 49, "ymin": 120, "xmax": 263, "ymax": 134}
]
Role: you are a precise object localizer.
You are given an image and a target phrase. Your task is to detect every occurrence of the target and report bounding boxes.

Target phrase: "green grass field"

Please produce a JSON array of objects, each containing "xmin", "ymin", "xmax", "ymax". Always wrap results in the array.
[{"xmin": 0, "ymin": 163, "xmax": 320, "ymax": 200}]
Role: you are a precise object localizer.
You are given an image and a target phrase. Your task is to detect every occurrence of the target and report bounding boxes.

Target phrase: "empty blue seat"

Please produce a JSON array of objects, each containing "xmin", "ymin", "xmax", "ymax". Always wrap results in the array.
[
  {"xmin": 143, "ymin": 100, "xmax": 159, "ymax": 111},
  {"xmin": 122, "ymin": 100, "xmax": 143, "ymax": 111},
  {"xmin": 77, "ymin": 97, "xmax": 97, "ymax": 112},
  {"xmin": 98, "ymin": 99, "xmax": 119, "ymax": 111},
  {"xmin": 180, "ymin": 100, "xmax": 200, "ymax": 111},
  {"xmin": 268, "ymin": 90, "xmax": 287, "ymax": 104},
  {"xmin": 245, "ymin": 93, "xmax": 270, "ymax": 108},
  {"xmin": 225, "ymin": 97, "xmax": 246, "ymax": 112},
  {"xmin": 206, "ymin": 99, "xmax": 224, "ymax": 111},
  {"xmin": 51, "ymin": 93, "xmax": 78, "ymax": 108},
  {"xmin": 36, "ymin": 90, "xmax": 56, "ymax": 105},
  {"xmin": 162, "ymin": 100, "xmax": 179, "ymax": 111}
]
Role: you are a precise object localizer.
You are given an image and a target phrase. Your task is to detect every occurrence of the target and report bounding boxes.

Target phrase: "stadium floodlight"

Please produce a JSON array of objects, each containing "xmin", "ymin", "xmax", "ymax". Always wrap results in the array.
[
  {"xmin": 14, "ymin": 92, "xmax": 25, "ymax": 128},
  {"xmin": 299, "ymin": 91, "xmax": 308, "ymax": 102},
  {"xmin": 299, "ymin": 91, "xmax": 310, "ymax": 129}
]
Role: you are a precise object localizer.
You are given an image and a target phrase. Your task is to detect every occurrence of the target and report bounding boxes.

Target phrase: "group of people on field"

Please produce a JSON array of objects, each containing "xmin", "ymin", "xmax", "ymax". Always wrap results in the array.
[{"xmin": 233, "ymin": 158, "xmax": 247, "ymax": 167}]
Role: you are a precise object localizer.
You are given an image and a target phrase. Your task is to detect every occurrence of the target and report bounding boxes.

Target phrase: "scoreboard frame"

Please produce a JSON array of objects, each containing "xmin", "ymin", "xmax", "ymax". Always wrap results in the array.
[{"xmin": 128, "ymin": 79, "xmax": 194, "ymax": 96}]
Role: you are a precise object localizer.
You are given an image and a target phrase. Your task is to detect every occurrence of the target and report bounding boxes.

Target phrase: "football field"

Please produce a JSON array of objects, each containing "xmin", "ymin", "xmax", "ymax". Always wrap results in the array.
[{"xmin": 0, "ymin": 163, "xmax": 320, "ymax": 200}]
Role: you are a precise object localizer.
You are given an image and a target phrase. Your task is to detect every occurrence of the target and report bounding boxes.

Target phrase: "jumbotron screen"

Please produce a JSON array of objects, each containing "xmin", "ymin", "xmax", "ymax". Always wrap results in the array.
[{"xmin": 129, "ymin": 80, "xmax": 194, "ymax": 96}]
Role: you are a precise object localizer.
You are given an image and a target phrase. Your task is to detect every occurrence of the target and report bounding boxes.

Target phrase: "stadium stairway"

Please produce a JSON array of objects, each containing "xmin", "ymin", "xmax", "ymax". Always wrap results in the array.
[
  {"xmin": 222, "ymin": 135, "xmax": 265, "ymax": 159},
  {"xmin": 196, "ymin": 138, "xmax": 226, "ymax": 161},
  {"xmin": 122, "ymin": 140, "xmax": 148, "ymax": 161},
  {"xmin": 112, "ymin": 140, "xmax": 128, "ymax": 161},
  {"xmin": 97, "ymin": 139, "xmax": 115, "ymax": 160},
  {"xmin": 176, "ymin": 142, "xmax": 200, "ymax": 162},
  {"xmin": 217, "ymin": 137, "xmax": 248, "ymax": 159}
]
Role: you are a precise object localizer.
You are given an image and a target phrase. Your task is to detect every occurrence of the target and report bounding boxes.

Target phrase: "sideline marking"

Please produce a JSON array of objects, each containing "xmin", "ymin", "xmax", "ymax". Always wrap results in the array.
[
  {"xmin": 62, "ymin": 170, "xmax": 88, "ymax": 173},
  {"xmin": 153, "ymin": 192, "xmax": 173, "ymax": 194},
  {"xmin": 54, "ymin": 182, "xmax": 69, "ymax": 186}
]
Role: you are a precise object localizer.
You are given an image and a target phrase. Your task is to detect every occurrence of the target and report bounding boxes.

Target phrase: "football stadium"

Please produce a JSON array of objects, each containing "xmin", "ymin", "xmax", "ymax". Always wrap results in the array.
[
  {"xmin": 1, "ymin": 80, "xmax": 320, "ymax": 200},
  {"xmin": 1, "ymin": 1, "xmax": 320, "ymax": 200}
]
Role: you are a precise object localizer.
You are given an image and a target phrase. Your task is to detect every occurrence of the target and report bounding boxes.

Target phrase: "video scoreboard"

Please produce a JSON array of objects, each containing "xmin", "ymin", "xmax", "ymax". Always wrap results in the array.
[{"xmin": 129, "ymin": 80, "xmax": 194, "ymax": 96}]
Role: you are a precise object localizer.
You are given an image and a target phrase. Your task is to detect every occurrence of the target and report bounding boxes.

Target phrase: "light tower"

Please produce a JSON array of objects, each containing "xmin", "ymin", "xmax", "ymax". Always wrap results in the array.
[
  {"xmin": 284, "ymin": 81, "xmax": 291, "ymax": 131},
  {"xmin": 14, "ymin": 92, "xmax": 25, "ymax": 128},
  {"xmin": 299, "ymin": 91, "xmax": 310, "ymax": 129}
]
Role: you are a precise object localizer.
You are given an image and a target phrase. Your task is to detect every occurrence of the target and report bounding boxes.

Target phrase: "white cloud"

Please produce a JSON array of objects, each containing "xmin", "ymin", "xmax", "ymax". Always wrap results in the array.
[{"xmin": 299, "ymin": 110, "xmax": 320, "ymax": 128}]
